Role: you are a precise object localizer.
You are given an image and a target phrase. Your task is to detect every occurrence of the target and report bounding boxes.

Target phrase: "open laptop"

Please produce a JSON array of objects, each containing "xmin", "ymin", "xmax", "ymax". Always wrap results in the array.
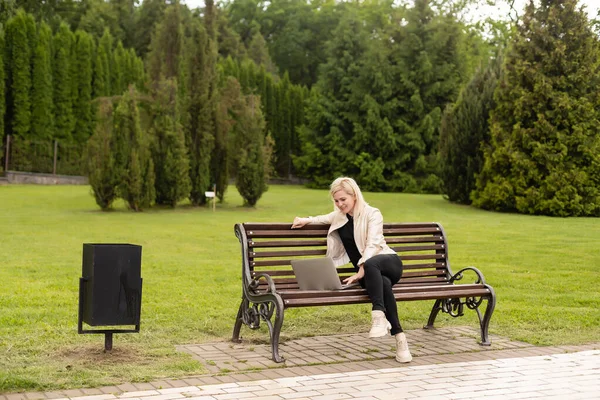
[{"xmin": 291, "ymin": 257, "xmax": 361, "ymax": 291}]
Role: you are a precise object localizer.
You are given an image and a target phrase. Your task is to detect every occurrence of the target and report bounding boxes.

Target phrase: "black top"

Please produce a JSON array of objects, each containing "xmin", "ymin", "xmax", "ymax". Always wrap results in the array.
[{"xmin": 336, "ymin": 214, "xmax": 362, "ymax": 270}]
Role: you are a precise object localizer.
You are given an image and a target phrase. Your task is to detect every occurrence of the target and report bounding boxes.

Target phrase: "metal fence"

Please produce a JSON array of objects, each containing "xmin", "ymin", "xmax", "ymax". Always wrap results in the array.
[{"xmin": 2, "ymin": 135, "xmax": 85, "ymax": 176}]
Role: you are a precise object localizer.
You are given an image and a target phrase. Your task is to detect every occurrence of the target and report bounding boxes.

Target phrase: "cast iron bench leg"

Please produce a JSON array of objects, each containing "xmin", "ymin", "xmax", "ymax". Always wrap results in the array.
[
  {"xmin": 267, "ymin": 297, "xmax": 285, "ymax": 363},
  {"xmin": 479, "ymin": 288, "xmax": 496, "ymax": 346},
  {"xmin": 232, "ymin": 298, "xmax": 245, "ymax": 343},
  {"xmin": 424, "ymin": 299, "xmax": 443, "ymax": 329}
]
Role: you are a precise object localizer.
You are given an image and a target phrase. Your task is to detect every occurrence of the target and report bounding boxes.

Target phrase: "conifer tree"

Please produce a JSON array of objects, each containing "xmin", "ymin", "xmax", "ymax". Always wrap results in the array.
[
  {"xmin": 53, "ymin": 22, "xmax": 74, "ymax": 141},
  {"xmin": 264, "ymin": 72, "xmax": 275, "ymax": 135},
  {"xmin": 112, "ymin": 41, "xmax": 127, "ymax": 96},
  {"xmin": 124, "ymin": 48, "xmax": 136, "ymax": 89},
  {"xmin": 439, "ymin": 55, "xmax": 503, "ymax": 204},
  {"xmin": 235, "ymin": 94, "xmax": 269, "ymax": 207},
  {"xmin": 146, "ymin": 4, "xmax": 183, "ymax": 84},
  {"xmin": 134, "ymin": 0, "xmax": 167, "ymax": 59},
  {"xmin": 0, "ymin": 1, "xmax": 17, "ymax": 27},
  {"xmin": 85, "ymin": 99, "xmax": 118, "ymax": 210},
  {"xmin": 31, "ymin": 21, "xmax": 54, "ymax": 140},
  {"xmin": 112, "ymin": 0, "xmax": 136, "ymax": 49},
  {"xmin": 213, "ymin": 76, "xmax": 242, "ymax": 201},
  {"xmin": 6, "ymin": 10, "xmax": 33, "ymax": 138},
  {"xmin": 473, "ymin": 0, "xmax": 600, "ymax": 216},
  {"xmin": 98, "ymin": 29, "xmax": 113, "ymax": 95},
  {"xmin": 247, "ymin": 31, "xmax": 277, "ymax": 74},
  {"xmin": 133, "ymin": 56, "xmax": 146, "ymax": 91},
  {"xmin": 112, "ymin": 86, "xmax": 155, "ymax": 211},
  {"xmin": 73, "ymin": 30, "xmax": 94, "ymax": 143},
  {"xmin": 388, "ymin": 0, "xmax": 468, "ymax": 192},
  {"xmin": 187, "ymin": 2, "xmax": 218, "ymax": 206},
  {"xmin": 150, "ymin": 78, "xmax": 191, "ymax": 207},
  {"xmin": 93, "ymin": 38, "xmax": 109, "ymax": 98},
  {"xmin": 293, "ymin": 10, "xmax": 369, "ymax": 188},
  {"xmin": 0, "ymin": 27, "xmax": 5, "ymax": 144}
]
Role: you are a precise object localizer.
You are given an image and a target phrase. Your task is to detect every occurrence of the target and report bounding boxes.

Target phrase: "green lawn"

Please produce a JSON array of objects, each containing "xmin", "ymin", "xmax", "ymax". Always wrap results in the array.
[{"xmin": 0, "ymin": 184, "xmax": 598, "ymax": 392}]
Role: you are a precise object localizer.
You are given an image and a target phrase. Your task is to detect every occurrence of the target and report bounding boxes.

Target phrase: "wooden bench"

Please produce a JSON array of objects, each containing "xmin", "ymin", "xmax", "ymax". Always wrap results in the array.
[{"xmin": 232, "ymin": 222, "xmax": 496, "ymax": 362}]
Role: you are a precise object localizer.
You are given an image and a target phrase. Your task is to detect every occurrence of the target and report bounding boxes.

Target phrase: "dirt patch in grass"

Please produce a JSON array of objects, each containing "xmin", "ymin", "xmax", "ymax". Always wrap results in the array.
[{"xmin": 55, "ymin": 343, "xmax": 147, "ymax": 368}]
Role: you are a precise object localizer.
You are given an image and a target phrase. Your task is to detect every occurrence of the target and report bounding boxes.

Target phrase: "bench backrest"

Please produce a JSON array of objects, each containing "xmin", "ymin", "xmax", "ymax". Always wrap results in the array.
[{"xmin": 235, "ymin": 222, "xmax": 452, "ymax": 290}]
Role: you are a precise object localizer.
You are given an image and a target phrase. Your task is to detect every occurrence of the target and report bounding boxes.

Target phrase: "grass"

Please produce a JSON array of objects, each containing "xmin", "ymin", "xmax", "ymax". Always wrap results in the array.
[{"xmin": 0, "ymin": 184, "xmax": 599, "ymax": 392}]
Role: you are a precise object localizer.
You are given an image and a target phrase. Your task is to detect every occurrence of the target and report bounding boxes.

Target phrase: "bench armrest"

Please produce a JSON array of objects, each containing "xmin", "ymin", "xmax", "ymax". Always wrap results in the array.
[
  {"xmin": 249, "ymin": 272, "xmax": 278, "ymax": 294},
  {"xmin": 449, "ymin": 266, "xmax": 487, "ymax": 285}
]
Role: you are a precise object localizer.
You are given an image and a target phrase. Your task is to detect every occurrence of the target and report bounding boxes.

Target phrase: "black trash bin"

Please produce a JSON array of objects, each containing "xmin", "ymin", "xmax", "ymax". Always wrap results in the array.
[{"xmin": 78, "ymin": 243, "xmax": 143, "ymax": 350}]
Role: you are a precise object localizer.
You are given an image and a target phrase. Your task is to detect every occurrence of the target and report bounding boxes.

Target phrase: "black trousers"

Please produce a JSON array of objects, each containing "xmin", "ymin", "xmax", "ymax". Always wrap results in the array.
[{"xmin": 362, "ymin": 253, "xmax": 404, "ymax": 335}]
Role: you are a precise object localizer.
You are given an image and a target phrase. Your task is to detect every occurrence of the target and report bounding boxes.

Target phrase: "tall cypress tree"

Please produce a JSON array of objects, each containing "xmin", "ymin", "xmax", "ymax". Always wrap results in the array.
[
  {"xmin": 473, "ymin": 0, "xmax": 600, "ymax": 216},
  {"xmin": 31, "ymin": 21, "xmax": 54, "ymax": 140},
  {"xmin": 53, "ymin": 22, "xmax": 74, "ymax": 141},
  {"xmin": 93, "ymin": 38, "xmax": 109, "ymax": 98},
  {"xmin": 111, "ymin": 0, "xmax": 136, "ymax": 49},
  {"xmin": 146, "ymin": 4, "xmax": 183, "ymax": 85},
  {"xmin": 235, "ymin": 94, "xmax": 269, "ymax": 207},
  {"xmin": 150, "ymin": 78, "xmax": 190, "ymax": 207},
  {"xmin": 188, "ymin": 1, "xmax": 218, "ymax": 206},
  {"xmin": 0, "ymin": 27, "xmax": 5, "ymax": 145},
  {"xmin": 112, "ymin": 86, "xmax": 155, "ymax": 211},
  {"xmin": 134, "ymin": 0, "xmax": 167, "ymax": 59},
  {"xmin": 124, "ymin": 48, "xmax": 136, "ymax": 89},
  {"xmin": 213, "ymin": 76, "xmax": 241, "ymax": 201},
  {"xmin": 112, "ymin": 41, "xmax": 127, "ymax": 95},
  {"xmin": 98, "ymin": 29, "xmax": 113, "ymax": 95},
  {"xmin": 73, "ymin": 30, "xmax": 94, "ymax": 143},
  {"xmin": 186, "ymin": 19, "xmax": 214, "ymax": 206},
  {"xmin": 439, "ymin": 55, "xmax": 503, "ymax": 204},
  {"xmin": 85, "ymin": 99, "xmax": 119, "ymax": 211},
  {"xmin": 6, "ymin": 10, "xmax": 33, "ymax": 138}
]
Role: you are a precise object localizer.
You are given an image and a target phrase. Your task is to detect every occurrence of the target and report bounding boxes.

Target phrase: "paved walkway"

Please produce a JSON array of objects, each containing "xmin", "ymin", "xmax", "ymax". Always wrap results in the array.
[{"xmin": 2, "ymin": 326, "xmax": 599, "ymax": 400}]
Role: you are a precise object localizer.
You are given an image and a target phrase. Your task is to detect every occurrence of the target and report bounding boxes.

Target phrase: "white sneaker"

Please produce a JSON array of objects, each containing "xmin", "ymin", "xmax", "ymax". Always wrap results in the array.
[
  {"xmin": 395, "ymin": 332, "xmax": 413, "ymax": 363},
  {"xmin": 369, "ymin": 310, "xmax": 390, "ymax": 338}
]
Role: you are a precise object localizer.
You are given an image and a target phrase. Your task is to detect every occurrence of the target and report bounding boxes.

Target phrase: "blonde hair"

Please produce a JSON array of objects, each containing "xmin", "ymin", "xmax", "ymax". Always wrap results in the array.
[{"xmin": 329, "ymin": 177, "xmax": 368, "ymax": 215}]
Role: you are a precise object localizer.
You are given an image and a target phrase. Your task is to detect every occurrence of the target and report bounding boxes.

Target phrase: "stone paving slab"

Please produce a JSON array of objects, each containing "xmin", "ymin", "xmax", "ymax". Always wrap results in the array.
[{"xmin": 176, "ymin": 326, "xmax": 531, "ymax": 374}]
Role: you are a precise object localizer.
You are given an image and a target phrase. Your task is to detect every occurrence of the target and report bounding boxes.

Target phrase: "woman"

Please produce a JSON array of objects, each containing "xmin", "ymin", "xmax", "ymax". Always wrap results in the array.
[{"xmin": 292, "ymin": 177, "xmax": 412, "ymax": 363}]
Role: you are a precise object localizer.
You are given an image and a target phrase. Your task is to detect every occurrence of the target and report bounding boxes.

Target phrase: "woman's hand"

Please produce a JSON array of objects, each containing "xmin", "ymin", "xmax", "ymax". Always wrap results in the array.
[
  {"xmin": 343, "ymin": 266, "xmax": 364, "ymax": 284},
  {"xmin": 291, "ymin": 217, "xmax": 309, "ymax": 229}
]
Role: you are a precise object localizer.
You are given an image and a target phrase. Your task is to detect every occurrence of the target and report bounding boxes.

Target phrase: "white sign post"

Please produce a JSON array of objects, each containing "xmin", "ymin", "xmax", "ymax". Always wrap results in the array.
[{"xmin": 205, "ymin": 184, "xmax": 216, "ymax": 212}]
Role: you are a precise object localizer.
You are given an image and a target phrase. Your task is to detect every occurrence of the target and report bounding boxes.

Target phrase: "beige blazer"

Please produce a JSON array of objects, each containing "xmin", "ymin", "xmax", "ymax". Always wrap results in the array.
[{"xmin": 307, "ymin": 204, "xmax": 396, "ymax": 267}]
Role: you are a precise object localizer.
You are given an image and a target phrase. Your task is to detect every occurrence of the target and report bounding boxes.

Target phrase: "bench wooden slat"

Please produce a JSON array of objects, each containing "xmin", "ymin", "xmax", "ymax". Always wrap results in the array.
[
  {"xmin": 244, "ymin": 223, "xmax": 330, "ymax": 230},
  {"xmin": 252, "ymin": 249, "xmax": 327, "ymax": 258},
  {"xmin": 247, "ymin": 227, "xmax": 444, "ymax": 239},
  {"xmin": 243, "ymin": 222, "xmax": 441, "ymax": 230},
  {"xmin": 396, "ymin": 277, "xmax": 449, "ymax": 284},
  {"xmin": 385, "ymin": 236, "xmax": 445, "ymax": 244},
  {"xmin": 402, "ymin": 270, "xmax": 446, "ymax": 278},
  {"xmin": 383, "ymin": 227, "xmax": 442, "ymax": 235},
  {"xmin": 251, "ymin": 244, "xmax": 445, "ymax": 258},
  {"xmin": 253, "ymin": 267, "xmax": 355, "ymax": 277},
  {"xmin": 247, "ymin": 230, "xmax": 333, "ymax": 238},
  {"xmin": 403, "ymin": 262, "xmax": 446, "ymax": 270},
  {"xmin": 251, "ymin": 263, "xmax": 446, "ymax": 274},
  {"xmin": 261, "ymin": 275, "xmax": 450, "ymax": 285},
  {"xmin": 278, "ymin": 283, "xmax": 486, "ymax": 298},
  {"xmin": 282, "ymin": 288, "xmax": 491, "ymax": 307},
  {"xmin": 397, "ymin": 254, "xmax": 445, "ymax": 261},
  {"xmin": 255, "ymin": 274, "xmax": 450, "ymax": 289},
  {"xmin": 250, "ymin": 264, "xmax": 447, "ymax": 276},
  {"xmin": 250, "ymin": 254, "xmax": 445, "ymax": 267},
  {"xmin": 249, "ymin": 239, "xmax": 328, "ymax": 248}
]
